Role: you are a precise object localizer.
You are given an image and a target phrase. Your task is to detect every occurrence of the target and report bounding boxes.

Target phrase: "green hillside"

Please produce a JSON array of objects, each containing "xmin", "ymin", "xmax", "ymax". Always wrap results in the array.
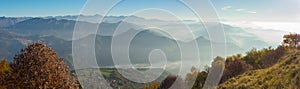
[
  {"xmin": 219, "ymin": 49, "xmax": 300, "ymax": 89},
  {"xmin": 74, "ymin": 68, "xmax": 171, "ymax": 89}
]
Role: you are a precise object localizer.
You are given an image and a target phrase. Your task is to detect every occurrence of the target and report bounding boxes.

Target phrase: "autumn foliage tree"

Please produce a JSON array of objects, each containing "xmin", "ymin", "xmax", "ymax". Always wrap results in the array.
[
  {"xmin": 242, "ymin": 47, "xmax": 274, "ymax": 69},
  {"xmin": 0, "ymin": 59, "xmax": 11, "ymax": 89},
  {"xmin": 159, "ymin": 75, "xmax": 186, "ymax": 89},
  {"xmin": 259, "ymin": 34, "xmax": 289, "ymax": 68},
  {"xmin": 261, "ymin": 46, "xmax": 286, "ymax": 68},
  {"xmin": 143, "ymin": 82, "xmax": 160, "ymax": 89},
  {"xmin": 283, "ymin": 33, "xmax": 300, "ymax": 48},
  {"xmin": 0, "ymin": 59, "xmax": 10, "ymax": 73},
  {"xmin": 185, "ymin": 67, "xmax": 199, "ymax": 88},
  {"xmin": 185, "ymin": 67, "xmax": 208, "ymax": 89},
  {"xmin": 6, "ymin": 42, "xmax": 79, "ymax": 89},
  {"xmin": 221, "ymin": 58, "xmax": 253, "ymax": 83}
]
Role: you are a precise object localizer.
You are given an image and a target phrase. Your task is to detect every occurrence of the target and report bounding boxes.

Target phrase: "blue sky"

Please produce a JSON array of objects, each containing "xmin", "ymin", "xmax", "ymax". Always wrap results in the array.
[
  {"xmin": 1, "ymin": 0, "xmax": 299, "ymax": 21},
  {"xmin": 0, "ymin": 0, "xmax": 86, "ymax": 17}
]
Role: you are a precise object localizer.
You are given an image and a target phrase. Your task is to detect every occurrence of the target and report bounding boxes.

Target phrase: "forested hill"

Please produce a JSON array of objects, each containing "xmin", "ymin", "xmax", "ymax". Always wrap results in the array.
[
  {"xmin": 217, "ymin": 33, "xmax": 300, "ymax": 89},
  {"xmin": 219, "ymin": 49, "xmax": 300, "ymax": 89}
]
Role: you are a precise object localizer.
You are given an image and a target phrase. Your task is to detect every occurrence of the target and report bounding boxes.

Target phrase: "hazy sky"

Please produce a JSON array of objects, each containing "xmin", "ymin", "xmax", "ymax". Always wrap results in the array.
[
  {"xmin": 1, "ymin": 0, "xmax": 299, "ymax": 22},
  {"xmin": 212, "ymin": 0, "xmax": 300, "ymax": 22}
]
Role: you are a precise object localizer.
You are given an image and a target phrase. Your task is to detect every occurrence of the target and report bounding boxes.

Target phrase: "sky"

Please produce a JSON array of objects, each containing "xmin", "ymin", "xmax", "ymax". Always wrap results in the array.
[
  {"xmin": 211, "ymin": 0, "xmax": 300, "ymax": 22},
  {"xmin": 0, "ymin": 0, "xmax": 300, "ymax": 22},
  {"xmin": 0, "ymin": 0, "xmax": 85, "ymax": 17}
]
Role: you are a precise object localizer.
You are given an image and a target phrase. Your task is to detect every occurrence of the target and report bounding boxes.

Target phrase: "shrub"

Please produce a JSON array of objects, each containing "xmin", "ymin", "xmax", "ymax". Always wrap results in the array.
[
  {"xmin": 242, "ymin": 47, "xmax": 274, "ymax": 69},
  {"xmin": 159, "ymin": 75, "xmax": 186, "ymax": 89},
  {"xmin": 143, "ymin": 82, "xmax": 160, "ymax": 89},
  {"xmin": 261, "ymin": 46, "xmax": 285, "ymax": 68},
  {"xmin": 221, "ymin": 59, "xmax": 253, "ymax": 83},
  {"xmin": 192, "ymin": 71, "xmax": 208, "ymax": 89},
  {"xmin": 185, "ymin": 67, "xmax": 208, "ymax": 89}
]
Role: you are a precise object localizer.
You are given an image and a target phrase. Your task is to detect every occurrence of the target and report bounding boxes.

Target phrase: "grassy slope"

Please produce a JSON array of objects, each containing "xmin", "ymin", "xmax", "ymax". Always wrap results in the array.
[{"xmin": 218, "ymin": 50, "xmax": 300, "ymax": 89}]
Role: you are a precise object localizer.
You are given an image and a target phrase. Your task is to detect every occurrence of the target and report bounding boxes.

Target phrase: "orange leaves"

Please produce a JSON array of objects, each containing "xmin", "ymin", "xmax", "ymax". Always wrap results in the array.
[
  {"xmin": 2, "ymin": 42, "xmax": 79, "ymax": 89},
  {"xmin": 283, "ymin": 33, "xmax": 300, "ymax": 48}
]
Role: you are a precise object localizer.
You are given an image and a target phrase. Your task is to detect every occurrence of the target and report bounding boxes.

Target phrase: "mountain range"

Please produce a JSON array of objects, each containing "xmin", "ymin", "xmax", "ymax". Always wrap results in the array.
[{"xmin": 0, "ymin": 15, "xmax": 276, "ymax": 71}]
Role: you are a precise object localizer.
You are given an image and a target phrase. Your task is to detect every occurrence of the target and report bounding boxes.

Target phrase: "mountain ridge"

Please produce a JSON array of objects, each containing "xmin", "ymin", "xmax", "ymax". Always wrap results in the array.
[{"xmin": 219, "ymin": 49, "xmax": 300, "ymax": 89}]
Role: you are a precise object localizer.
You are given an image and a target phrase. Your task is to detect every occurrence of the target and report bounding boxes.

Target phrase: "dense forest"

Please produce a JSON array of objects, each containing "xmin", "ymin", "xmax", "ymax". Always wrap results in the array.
[{"xmin": 1, "ymin": 33, "xmax": 300, "ymax": 89}]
